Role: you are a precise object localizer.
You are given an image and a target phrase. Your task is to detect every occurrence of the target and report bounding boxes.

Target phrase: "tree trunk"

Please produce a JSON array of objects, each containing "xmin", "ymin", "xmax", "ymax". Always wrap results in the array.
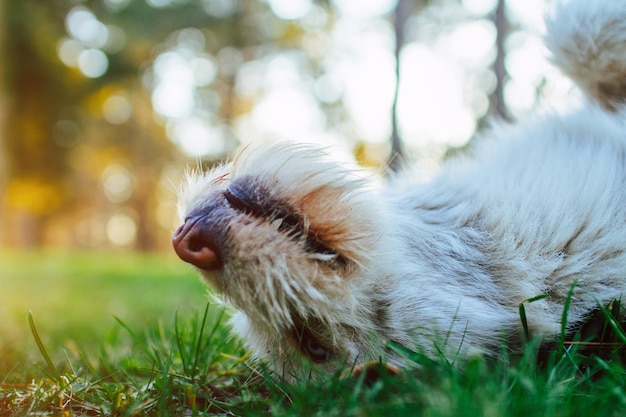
[
  {"xmin": 491, "ymin": 0, "xmax": 511, "ymax": 121},
  {"xmin": 389, "ymin": 0, "xmax": 413, "ymax": 172},
  {"xmin": 0, "ymin": 0, "xmax": 7, "ymax": 246}
]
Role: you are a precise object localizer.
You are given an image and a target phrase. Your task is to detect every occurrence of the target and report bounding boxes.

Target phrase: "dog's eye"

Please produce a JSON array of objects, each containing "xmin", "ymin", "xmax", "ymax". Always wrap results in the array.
[
  {"xmin": 224, "ymin": 183, "xmax": 266, "ymax": 218},
  {"xmin": 307, "ymin": 239, "xmax": 337, "ymax": 257},
  {"xmin": 293, "ymin": 321, "xmax": 332, "ymax": 363},
  {"xmin": 225, "ymin": 178, "xmax": 340, "ymax": 261},
  {"xmin": 224, "ymin": 180, "xmax": 301, "ymax": 226},
  {"xmin": 301, "ymin": 332, "xmax": 331, "ymax": 362}
]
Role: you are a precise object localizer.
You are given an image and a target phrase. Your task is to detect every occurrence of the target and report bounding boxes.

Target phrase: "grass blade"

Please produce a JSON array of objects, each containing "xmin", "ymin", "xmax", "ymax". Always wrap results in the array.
[
  {"xmin": 594, "ymin": 298, "xmax": 626, "ymax": 345},
  {"xmin": 28, "ymin": 311, "xmax": 61, "ymax": 383},
  {"xmin": 518, "ymin": 294, "xmax": 550, "ymax": 342},
  {"xmin": 114, "ymin": 315, "xmax": 158, "ymax": 363},
  {"xmin": 558, "ymin": 281, "xmax": 579, "ymax": 355},
  {"xmin": 174, "ymin": 310, "xmax": 189, "ymax": 376},
  {"xmin": 191, "ymin": 302, "xmax": 212, "ymax": 382}
]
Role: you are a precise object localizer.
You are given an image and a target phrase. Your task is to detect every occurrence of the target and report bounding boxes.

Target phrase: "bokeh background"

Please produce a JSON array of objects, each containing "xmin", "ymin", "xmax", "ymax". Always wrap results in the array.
[
  {"xmin": 0, "ymin": 0, "xmax": 569, "ymax": 252},
  {"xmin": 0, "ymin": 0, "xmax": 574, "ymax": 371}
]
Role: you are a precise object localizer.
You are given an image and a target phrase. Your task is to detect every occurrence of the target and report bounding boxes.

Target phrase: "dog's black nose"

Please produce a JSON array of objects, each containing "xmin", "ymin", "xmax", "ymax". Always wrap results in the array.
[{"xmin": 172, "ymin": 216, "xmax": 223, "ymax": 271}]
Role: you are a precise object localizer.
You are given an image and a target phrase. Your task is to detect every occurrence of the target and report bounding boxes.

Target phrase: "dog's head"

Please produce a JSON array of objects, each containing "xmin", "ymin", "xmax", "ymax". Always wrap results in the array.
[{"xmin": 173, "ymin": 144, "xmax": 392, "ymax": 378}]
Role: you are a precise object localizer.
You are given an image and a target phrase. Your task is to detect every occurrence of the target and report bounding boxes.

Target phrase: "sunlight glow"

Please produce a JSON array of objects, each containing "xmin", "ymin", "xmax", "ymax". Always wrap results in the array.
[
  {"xmin": 78, "ymin": 49, "xmax": 108, "ymax": 78},
  {"xmin": 398, "ymin": 44, "xmax": 476, "ymax": 146},
  {"xmin": 66, "ymin": 7, "xmax": 109, "ymax": 48},
  {"xmin": 146, "ymin": 0, "xmax": 173, "ymax": 8},
  {"xmin": 106, "ymin": 213, "xmax": 137, "ymax": 246},
  {"xmin": 252, "ymin": 89, "xmax": 325, "ymax": 137},
  {"xmin": 330, "ymin": 21, "xmax": 396, "ymax": 143},
  {"xmin": 57, "ymin": 38, "xmax": 84, "ymax": 67},
  {"xmin": 102, "ymin": 95, "xmax": 132, "ymax": 124},
  {"xmin": 101, "ymin": 164, "xmax": 134, "ymax": 204},
  {"xmin": 507, "ymin": 0, "xmax": 547, "ymax": 30},
  {"xmin": 462, "ymin": 0, "xmax": 497, "ymax": 15},
  {"xmin": 61, "ymin": 6, "xmax": 113, "ymax": 78},
  {"xmin": 331, "ymin": 0, "xmax": 396, "ymax": 19},
  {"xmin": 268, "ymin": 0, "xmax": 312, "ymax": 20},
  {"xmin": 166, "ymin": 117, "xmax": 225, "ymax": 158},
  {"xmin": 342, "ymin": 51, "xmax": 395, "ymax": 143},
  {"xmin": 145, "ymin": 0, "xmax": 559, "ymax": 158},
  {"xmin": 441, "ymin": 20, "xmax": 496, "ymax": 67},
  {"xmin": 202, "ymin": 0, "xmax": 238, "ymax": 18},
  {"xmin": 151, "ymin": 52, "xmax": 196, "ymax": 118}
]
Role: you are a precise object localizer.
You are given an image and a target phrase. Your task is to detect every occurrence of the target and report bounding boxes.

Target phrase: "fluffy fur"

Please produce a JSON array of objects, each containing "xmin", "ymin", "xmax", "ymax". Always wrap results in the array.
[{"xmin": 174, "ymin": 0, "xmax": 626, "ymax": 380}]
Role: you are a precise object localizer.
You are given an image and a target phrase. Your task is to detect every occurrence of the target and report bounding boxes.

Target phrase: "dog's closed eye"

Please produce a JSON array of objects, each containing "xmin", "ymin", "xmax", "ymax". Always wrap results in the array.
[
  {"xmin": 225, "ymin": 178, "xmax": 343, "ymax": 262},
  {"xmin": 225, "ymin": 179, "xmax": 302, "ymax": 229}
]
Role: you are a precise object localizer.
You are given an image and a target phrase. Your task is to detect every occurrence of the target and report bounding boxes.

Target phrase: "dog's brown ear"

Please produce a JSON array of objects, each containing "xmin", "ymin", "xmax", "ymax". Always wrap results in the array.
[{"xmin": 350, "ymin": 361, "xmax": 400, "ymax": 386}]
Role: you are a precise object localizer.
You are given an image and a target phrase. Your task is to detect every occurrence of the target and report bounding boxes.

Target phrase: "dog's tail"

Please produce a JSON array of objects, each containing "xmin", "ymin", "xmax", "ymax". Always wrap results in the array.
[{"xmin": 545, "ymin": 0, "xmax": 626, "ymax": 111}]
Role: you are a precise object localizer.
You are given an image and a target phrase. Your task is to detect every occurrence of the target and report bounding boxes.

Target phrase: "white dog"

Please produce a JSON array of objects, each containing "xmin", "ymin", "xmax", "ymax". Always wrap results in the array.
[{"xmin": 173, "ymin": 0, "xmax": 626, "ymax": 380}]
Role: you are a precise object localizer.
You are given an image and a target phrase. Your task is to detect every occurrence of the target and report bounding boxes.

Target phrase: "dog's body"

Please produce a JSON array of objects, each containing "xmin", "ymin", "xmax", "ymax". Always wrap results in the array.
[{"xmin": 173, "ymin": 0, "xmax": 626, "ymax": 379}]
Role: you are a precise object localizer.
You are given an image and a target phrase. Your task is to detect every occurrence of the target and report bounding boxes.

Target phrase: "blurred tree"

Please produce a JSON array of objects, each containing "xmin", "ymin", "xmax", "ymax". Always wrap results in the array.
[
  {"xmin": 4, "ymin": 1, "xmax": 77, "ymax": 246},
  {"xmin": 390, "ymin": 0, "xmax": 430, "ymax": 171},
  {"xmin": 1, "ymin": 0, "xmax": 181, "ymax": 248},
  {"xmin": 1, "ymin": 0, "xmax": 533, "ymax": 250},
  {"xmin": 0, "ymin": 0, "xmax": 6, "ymax": 245},
  {"xmin": 490, "ymin": 0, "xmax": 511, "ymax": 121},
  {"xmin": 0, "ymin": 0, "xmax": 341, "ymax": 250}
]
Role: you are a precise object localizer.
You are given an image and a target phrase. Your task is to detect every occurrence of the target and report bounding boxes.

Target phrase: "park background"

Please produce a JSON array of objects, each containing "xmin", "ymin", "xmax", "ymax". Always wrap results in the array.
[
  {"xmin": 0, "ymin": 0, "xmax": 568, "ymax": 251},
  {"xmin": 0, "ymin": 0, "xmax": 569, "ymax": 386}
]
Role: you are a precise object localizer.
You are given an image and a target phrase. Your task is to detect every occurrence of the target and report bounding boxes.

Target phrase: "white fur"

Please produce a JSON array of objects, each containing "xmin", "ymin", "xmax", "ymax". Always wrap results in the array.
[
  {"xmin": 176, "ymin": 0, "xmax": 626, "ymax": 380},
  {"xmin": 545, "ymin": 0, "xmax": 626, "ymax": 110}
]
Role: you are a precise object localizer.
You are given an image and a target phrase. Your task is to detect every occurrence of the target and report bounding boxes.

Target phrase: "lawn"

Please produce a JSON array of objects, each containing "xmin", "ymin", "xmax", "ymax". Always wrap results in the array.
[
  {"xmin": 0, "ymin": 250, "xmax": 210, "ymax": 374},
  {"xmin": 2, "ymin": 251, "xmax": 626, "ymax": 416}
]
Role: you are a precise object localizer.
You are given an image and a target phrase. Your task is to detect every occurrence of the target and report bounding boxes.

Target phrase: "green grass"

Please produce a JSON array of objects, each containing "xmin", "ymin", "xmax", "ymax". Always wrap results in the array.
[
  {"xmin": 2, "ymin": 251, "xmax": 626, "ymax": 416},
  {"xmin": 0, "ymin": 250, "xmax": 210, "ymax": 377}
]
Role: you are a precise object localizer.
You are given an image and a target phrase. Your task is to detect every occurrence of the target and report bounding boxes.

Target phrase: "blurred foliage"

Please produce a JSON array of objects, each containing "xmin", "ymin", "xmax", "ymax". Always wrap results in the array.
[
  {"xmin": 0, "ymin": 0, "xmax": 538, "ymax": 251},
  {"xmin": 0, "ymin": 0, "xmax": 340, "ymax": 250}
]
